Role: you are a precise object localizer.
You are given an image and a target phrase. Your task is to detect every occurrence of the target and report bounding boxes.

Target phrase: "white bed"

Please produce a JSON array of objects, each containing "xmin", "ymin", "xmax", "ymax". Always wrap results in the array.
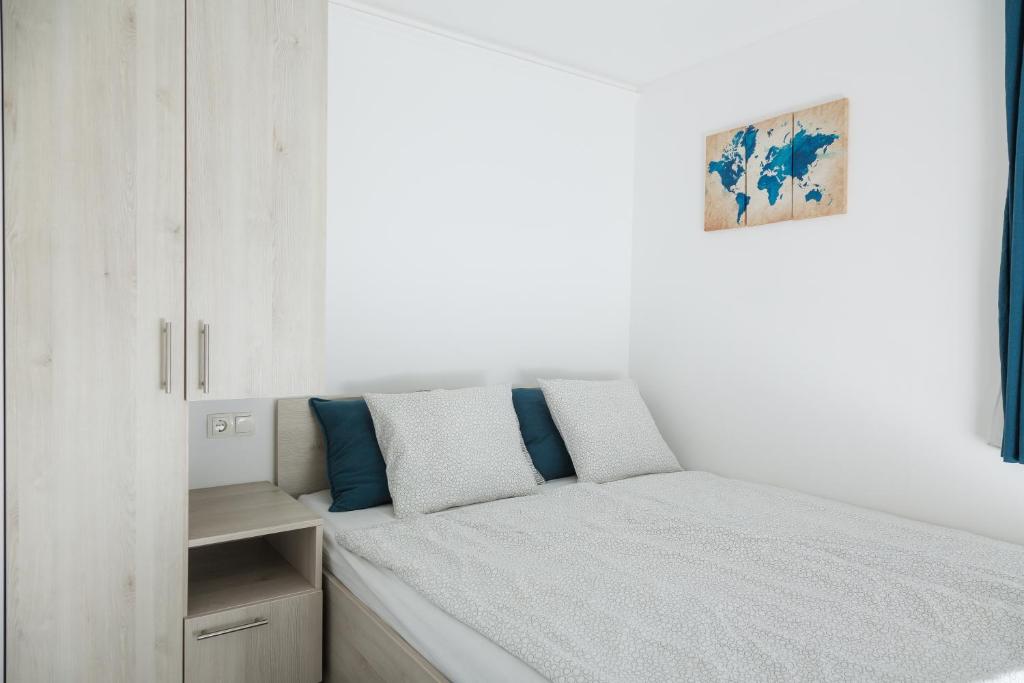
[
  {"xmin": 299, "ymin": 478, "xmax": 579, "ymax": 682},
  {"xmin": 336, "ymin": 471, "xmax": 1024, "ymax": 682},
  {"xmin": 278, "ymin": 397, "xmax": 1024, "ymax": 683}
]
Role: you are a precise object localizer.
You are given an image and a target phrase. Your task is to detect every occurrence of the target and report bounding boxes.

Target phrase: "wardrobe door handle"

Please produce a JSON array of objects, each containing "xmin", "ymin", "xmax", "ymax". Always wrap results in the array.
[
  {"xmin": 161, "ymin": 320, "xmax": 172, "ymax": 394},
  {"xmin": 195, "ymin": 618, "xmax": 268, "ymax": 641},
  {"xmin": 199, "ymin": 321, "xmax": 210, "ymax": 394}
]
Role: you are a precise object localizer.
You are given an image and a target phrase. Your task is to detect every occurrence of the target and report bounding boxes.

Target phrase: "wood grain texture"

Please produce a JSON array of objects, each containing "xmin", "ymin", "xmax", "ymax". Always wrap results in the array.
[
  {"xmin": 188, "ymin": 537, "xmax": 318, "ymax": 617},
  {"xmin": 185, "ymin": 590, "xmax": 322, "ymax": 683},
  {"xmin": 325, "ymin": 572, "xmax": 447, "ymax": 683},
  {"xmin": 4, "ymin": 1, "xmax": 186, "ymax": 680},
  {"xmin": 267, "ymin": 525, "xmax": 323, "ymax": 589},
  {"xmin": 189, "ymin": 481, "xmax": 321, "ymax": 547},
  {"xmin": 186, "ymin": 0, "xmax": 326, "ymax": 400},
  {"xmin": 277, "ymin": 396, "xmax": 337, "ymax": 496}
]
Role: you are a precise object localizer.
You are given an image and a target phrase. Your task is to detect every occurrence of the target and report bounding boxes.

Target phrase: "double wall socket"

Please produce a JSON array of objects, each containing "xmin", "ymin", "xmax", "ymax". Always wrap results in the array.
[{"xmin": 206, "ymin": 412, "xmax": 255, "ymax": 439}]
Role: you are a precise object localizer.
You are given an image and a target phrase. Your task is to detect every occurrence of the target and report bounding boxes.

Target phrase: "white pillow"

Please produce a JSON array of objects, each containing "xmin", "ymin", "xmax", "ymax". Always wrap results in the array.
[
  {"xmin": 365, "ymin": 384, "xmax": 539, "ymax": 516},
  {"xmin": 539, "ymin": 378, "xmax": 681, "ymax": 483}
]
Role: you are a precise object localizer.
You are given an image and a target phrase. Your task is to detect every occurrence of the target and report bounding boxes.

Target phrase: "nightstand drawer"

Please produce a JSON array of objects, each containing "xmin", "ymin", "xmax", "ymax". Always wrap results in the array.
[{"xmin": 185, "ymin": 590, "xmax": 322, "ymax": 683}]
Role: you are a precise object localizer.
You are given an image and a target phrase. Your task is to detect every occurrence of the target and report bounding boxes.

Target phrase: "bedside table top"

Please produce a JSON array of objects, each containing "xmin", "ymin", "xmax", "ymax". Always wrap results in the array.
[{"xmin": 189, "ymin": 481, "xmax": 322, "ymax": 548}]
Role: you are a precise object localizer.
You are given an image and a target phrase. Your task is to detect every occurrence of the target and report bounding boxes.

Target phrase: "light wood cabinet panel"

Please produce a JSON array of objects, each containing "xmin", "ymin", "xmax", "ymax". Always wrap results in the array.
[
  {"xmin": 3, "ymin": 0, "xmax": 186, "ymax": 680},
  {"xmin": 188, "ymin": 480, "xmax": 322, "ymax": 548},
  {"xmin": 186, "ymin": 0, "xmax": 326, "ymax": 400},
  {"xmin": 185, "ymin": 590, "xmax": 323, "ymax": 683}
]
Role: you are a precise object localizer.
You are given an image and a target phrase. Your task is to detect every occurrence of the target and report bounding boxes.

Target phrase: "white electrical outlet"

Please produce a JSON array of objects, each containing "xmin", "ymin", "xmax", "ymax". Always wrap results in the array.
[
  {"xmin": 206, "ymin": 411, "xmax": 255, "ymax": 438},
  {"xmin": 206, "ymin": 413, "xmax": 234, "ymax": 438}
]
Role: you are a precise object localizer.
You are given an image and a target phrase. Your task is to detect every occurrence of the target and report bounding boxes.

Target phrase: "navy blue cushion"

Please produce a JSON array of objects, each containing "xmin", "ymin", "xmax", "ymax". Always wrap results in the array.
[
  {"xmin": 309, "ymin": 397, "xmax": 391, "ymax": 512},
  {"xmin": 511, "ymin": 387, "xmax": 575, "ymax": 480}
]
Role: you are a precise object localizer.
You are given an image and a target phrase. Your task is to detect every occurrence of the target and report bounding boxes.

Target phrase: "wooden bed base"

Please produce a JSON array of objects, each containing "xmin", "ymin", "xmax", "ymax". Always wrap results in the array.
[{"xmin": 323, "ymin": 570, "xmax": 447, "ymax": 683}]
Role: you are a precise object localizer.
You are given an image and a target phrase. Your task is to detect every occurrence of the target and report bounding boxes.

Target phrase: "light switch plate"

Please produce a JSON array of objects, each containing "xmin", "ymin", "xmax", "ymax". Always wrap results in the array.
[
  {"xmin": 206, "ymin": 413, "xmax": 234, "ymax": 438},
  {"xmin": 234, "ymin": 412, "xmax": 254, "ymax": 436}
]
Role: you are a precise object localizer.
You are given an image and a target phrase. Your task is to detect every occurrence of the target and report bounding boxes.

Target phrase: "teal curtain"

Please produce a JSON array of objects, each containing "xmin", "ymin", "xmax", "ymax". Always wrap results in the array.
[{"xmin": 999, "ymin": 0, "xmax": 1024, "ymax": 462}]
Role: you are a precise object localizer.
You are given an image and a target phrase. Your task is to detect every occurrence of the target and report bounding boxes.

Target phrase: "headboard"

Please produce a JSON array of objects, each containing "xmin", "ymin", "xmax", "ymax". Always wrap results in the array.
[{"xmin": 276, "ymin": 396, "xmax": 336, "ymax": 497}]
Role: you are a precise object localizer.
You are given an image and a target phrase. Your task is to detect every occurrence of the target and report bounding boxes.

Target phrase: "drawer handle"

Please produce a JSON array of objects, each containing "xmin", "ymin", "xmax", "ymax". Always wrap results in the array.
[{"xmin": 195, "ymin": 617, "xmax": 268, "ymax": 641}]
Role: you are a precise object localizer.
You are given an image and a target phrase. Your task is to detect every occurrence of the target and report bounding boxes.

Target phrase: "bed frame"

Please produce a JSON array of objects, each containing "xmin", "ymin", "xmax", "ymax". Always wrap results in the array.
[{"xmin": 276, "ymin": 397, "xmax": 447, "ymax": 683}]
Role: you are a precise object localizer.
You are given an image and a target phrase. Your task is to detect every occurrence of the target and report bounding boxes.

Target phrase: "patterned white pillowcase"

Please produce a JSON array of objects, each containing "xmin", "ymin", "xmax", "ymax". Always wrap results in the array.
[
  {"xmin": 539, "ymin": 378, "xmax": 681, "ymax": 483},
  {"xmin": 364, "ymin": 384, "xmax": 539, "ymax": 517}
]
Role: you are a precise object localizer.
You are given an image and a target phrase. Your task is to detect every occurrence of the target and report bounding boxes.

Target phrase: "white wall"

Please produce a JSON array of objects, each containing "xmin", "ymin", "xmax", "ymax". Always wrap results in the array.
[
  {"xmin": 629, "ymin": 0, "xmax": 1024, "ymax": 544},
  {"xmin": 189, "ymin": 3, "xmax": 637, "ymax": 488},
  {"xmin": 188, "ymin": 399, "xmax": 276, "ymax": 489},
  {"xmin": 323, "ymin": 5, "xmax": 636, "ymax": 394}
]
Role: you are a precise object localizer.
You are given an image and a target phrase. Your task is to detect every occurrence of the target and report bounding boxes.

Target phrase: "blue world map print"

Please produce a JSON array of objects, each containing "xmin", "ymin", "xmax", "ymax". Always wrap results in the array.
[
  {"xmin": 706, "ymin": 127, "xmax": 755, "ymax": 225},
  {"xmin": 704, "ymin": 98, "xmax": 848, "ymax": 231},
  {"xmin": 746, "ymin": 112, "xmax": 794, "ymax": 226},
  {"xmin": 792, "ymin": 99, "xmax": 848, "ymax": 221}
]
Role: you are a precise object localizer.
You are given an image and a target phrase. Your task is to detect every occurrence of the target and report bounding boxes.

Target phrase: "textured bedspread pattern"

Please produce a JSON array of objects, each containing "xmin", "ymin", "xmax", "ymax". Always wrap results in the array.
[{"xmin": 337, "ymin": 472, "xmax": 1024, "ymax": 682}]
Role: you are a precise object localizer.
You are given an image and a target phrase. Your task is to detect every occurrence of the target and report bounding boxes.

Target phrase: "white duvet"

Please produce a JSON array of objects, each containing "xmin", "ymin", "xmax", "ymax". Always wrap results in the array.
[{"xmin": 337, "ymin": 471, "xmax": 1024, "ymax": 682}]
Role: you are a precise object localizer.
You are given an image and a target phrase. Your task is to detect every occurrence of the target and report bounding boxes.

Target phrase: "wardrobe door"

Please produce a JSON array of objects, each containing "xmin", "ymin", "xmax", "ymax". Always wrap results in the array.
[
  {"xmin": 186, "ymin": 0, "xmax": 326, "ymax": 400},
  {"xmin": 4, "ymin": 1, "xmax": 186, "ymax": 681}
]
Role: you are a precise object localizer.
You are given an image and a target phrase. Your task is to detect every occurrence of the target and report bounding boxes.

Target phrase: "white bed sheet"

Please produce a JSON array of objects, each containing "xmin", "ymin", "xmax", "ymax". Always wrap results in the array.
[
  {"xmin": 299, "ymin": 478, "xmax": 579, "ymax": 683},
  {"xmin": 336, "ymin": 472, "xmax": 1024, "ymax": 682}
]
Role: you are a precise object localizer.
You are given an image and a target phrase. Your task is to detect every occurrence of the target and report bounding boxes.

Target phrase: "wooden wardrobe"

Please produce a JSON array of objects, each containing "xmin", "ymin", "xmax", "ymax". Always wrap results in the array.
[{"xmin": 3, "ymin": 0, "xmax": 325, "ymax": 679}]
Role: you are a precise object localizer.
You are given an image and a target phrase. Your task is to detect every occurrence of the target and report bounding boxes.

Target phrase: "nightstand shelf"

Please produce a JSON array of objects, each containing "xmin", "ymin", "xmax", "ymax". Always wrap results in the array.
[
  {"xmin": 186, "ymin": 481, "xmax": 323, "ymax": 683},
  {"xmin": 188, "ymin": 537, "xmax": 316, "ymax": 617},
  {"xmin": 189, "ymin": 480, "xmax": 322, "ymax": 547}
]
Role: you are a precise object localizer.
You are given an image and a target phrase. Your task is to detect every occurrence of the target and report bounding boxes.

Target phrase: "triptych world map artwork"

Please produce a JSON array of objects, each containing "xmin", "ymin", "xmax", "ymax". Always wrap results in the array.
[{"xmin": 704, "ymin": 98, "xmax": 848, "ymax": 231}]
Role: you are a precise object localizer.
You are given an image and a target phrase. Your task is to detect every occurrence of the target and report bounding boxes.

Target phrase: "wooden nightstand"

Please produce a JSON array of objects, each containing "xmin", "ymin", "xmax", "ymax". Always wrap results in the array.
[{"xmin": 186, "ymin": 481, "xmax": 324, "ymax": 683}]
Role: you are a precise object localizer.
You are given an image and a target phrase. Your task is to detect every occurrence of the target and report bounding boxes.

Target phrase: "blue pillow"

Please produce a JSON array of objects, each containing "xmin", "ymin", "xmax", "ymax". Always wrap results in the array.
[
  {"xmin": 308, "ymin": 397, "xmax": 391, "ymax": 512},
  {"xmin": 511, "ymin": 387, "xmax": 575, "ymax": 481}
]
